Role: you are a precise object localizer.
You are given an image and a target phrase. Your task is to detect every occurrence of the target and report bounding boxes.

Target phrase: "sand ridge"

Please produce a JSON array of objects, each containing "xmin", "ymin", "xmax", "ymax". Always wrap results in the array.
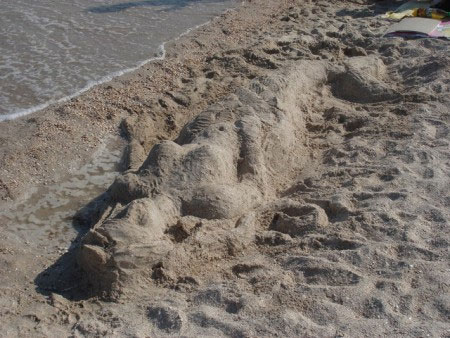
[{"xmin": 0, "ymin": 0, "xmax": 449, "ymax": 337}]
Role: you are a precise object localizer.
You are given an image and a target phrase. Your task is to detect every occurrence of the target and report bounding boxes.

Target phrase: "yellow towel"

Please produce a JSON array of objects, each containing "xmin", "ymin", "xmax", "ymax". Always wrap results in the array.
[{"xmin": 383, "ymin": 9, "xmax": 416, "ymax": 19}]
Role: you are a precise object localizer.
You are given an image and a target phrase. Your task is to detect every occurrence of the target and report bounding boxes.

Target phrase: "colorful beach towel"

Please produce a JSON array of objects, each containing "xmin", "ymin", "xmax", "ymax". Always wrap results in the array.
[{"xmin": 429, "ymin": 19, "xmax": 450, "ymax": 37}]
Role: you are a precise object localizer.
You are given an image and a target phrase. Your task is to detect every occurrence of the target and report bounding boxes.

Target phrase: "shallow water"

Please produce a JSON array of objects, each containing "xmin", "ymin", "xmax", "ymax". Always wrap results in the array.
[{"xmin": 0, "ymin": 0, "xmax": 238, "ymax": 120}]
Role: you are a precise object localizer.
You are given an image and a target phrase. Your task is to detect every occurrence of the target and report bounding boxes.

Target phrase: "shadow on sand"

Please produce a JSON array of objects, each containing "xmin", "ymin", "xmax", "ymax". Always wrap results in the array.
[{"xmin": 34, "ymin": 192, "xmax": 113, "ymax": 301}]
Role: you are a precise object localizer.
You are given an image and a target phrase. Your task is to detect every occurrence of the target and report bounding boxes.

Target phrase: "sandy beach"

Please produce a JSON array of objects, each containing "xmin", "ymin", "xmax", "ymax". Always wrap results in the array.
[{"xmin": 0, "ymin": 0, "xmax": 449, "ymax": 336}]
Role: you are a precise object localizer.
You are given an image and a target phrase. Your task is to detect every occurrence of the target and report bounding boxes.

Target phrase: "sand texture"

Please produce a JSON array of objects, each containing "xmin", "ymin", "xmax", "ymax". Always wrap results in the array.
[{"xmin": 0, "ymin": 0, "xmax": 449, "ymax": 337}]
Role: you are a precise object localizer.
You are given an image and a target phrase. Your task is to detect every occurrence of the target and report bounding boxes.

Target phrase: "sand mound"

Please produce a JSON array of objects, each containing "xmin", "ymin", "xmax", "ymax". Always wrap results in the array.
[{"xmin": 78, "ymin": 60, "xmax": 327, "ymax": 295}]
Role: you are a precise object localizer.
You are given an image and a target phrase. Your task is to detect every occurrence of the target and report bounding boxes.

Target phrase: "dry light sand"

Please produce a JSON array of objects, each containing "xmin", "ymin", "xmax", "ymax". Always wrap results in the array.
[{"xmin": 0, "ymin": 0, "xmax": 449, "ymax": 337}]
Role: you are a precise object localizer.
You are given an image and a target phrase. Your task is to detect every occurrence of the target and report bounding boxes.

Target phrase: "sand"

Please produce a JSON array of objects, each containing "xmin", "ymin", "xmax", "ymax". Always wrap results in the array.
[{"xmin": 0, "ymin": 0, "xmax": 449, "ymax": 337}]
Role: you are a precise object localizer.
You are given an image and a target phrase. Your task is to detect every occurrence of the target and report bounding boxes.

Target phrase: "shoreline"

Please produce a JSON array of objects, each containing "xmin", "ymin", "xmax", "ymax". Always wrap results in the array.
[
  {"xmin": 0, "ymin": 45, "xmax": 166, "ymax": 122},
  {"xmin": 0, "ymin": 8, "xmax": 231, "ymax": 123},
  {"xmin": 0, "ymin": 0, "xmax": 242, "ymax": 122}
]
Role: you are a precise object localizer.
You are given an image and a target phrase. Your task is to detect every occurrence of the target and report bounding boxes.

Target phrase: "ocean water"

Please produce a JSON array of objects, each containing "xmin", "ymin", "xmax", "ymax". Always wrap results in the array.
[{"xmin": 0, "ymin": 0, "xmax": 238, "ymax": 121}]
